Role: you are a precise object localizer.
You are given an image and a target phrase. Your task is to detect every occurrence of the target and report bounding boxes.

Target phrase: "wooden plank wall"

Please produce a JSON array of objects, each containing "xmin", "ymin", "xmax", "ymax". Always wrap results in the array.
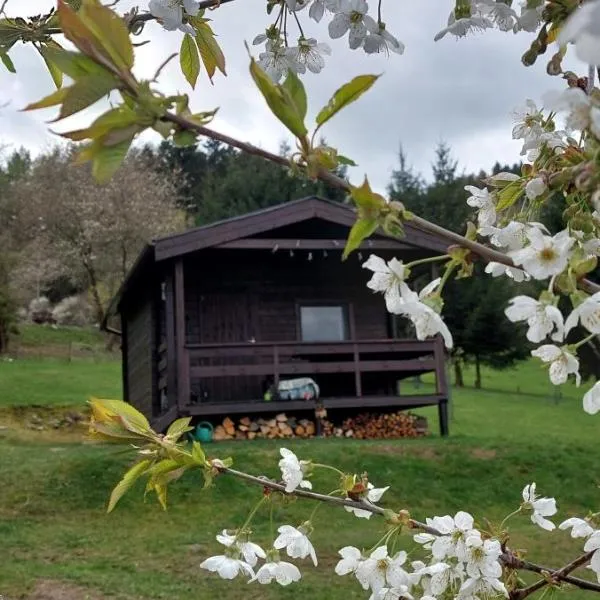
[
  {"xmin": 124, "ymin": 296, "xmax": 155, "ymax": 418},
  {"xmin": 183, "ymin": 249, "xmax": 406, "ymax": 403}
]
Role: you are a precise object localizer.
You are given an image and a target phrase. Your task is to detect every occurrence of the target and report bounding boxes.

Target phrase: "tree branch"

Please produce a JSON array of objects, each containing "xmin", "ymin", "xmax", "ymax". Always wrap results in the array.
[
  {"xmin": 509, "ymin": 551, "xmax": 599, "ymax": 598},
  {"xmin": 162, "ymin": 111, "xmax": 600, "ymax": 295},
  {"xmin": 218, "ymin": 464, "xmax": 600, "ymax": 594}
]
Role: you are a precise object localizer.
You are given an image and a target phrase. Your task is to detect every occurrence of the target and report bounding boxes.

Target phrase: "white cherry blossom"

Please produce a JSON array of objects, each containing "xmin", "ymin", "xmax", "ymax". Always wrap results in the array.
[
  {"xmin": 584, "ymin": 531, "xmax": 600, "ymax": 581},
  {"xmin": 148, "ymin": 0, "xmax": 199, "ymax": 33},
  {"xmin": 531, "ymin": 344, "xmax": 581, "ymax": 386},
  {"xmin": 522, "ymin": 483, "xmax": 558, "ymax": 531},
  {"xmin": 565, "ymin": 292, "xmax": 600, "ymax": 335},
  {"xmin": 216, "ymin": 530, "xmax": 266, "ymax": 567},
  {"xmin": 309, "ymin": 0, "xmax": 340, "ymax": 22},
  {"xmin": 525, "ymin": 177, "xmax": 547, "ymax": 200},
  {"xmin": 463, "ymin": 535, "xmax": 503, "ymax": 579},
  {"xmin": 434, "ymin": 12, "xmax": 493, "ymax": 41},
  {"xmin": 414, "ymin": 512, "xmax": 478, "ymax": 560},
  {"xmin": 393, "ymin": 280, "xmax": 453, "ymax": 349},
  {"xmin": 513, "ymin": 0, "xmax": 543, "ymax": 32},
  {"xmin": 505, "ymin": 296, "xmax": 564, "ymax": 343},
  {"xmin": 478, "ymin": 0, "xmax": 517, "ymax": 31},
  {"xmin": 285, "ymin": 0, "xmax": 310, "ymax": 11},
  {"xmin": 369, "ymin": 586, "xmax": 414, "ymax": 600},
  {"xmin": 355, "ymin": 546, "xmax": 410, "ymax": 593},
  {"xmin": 543, "ymin": 88, "xmax": 600, "ymax": 138},
  {"xmin": 485, "ymin": 261, "xmax": 529, "ymax": 283},
  {"xmin": 458, "ymin": 574, "xmax": 508, "ymax": 599},
  {"xmin": 512, "ymin": 99, "xmax": 544, "ymax": 140},
  {"xmin": 287, "ymin": 38, "xmax": 331, "ymax": 74},
  {"xmin": 557, "ymin": 0, "xmax": 600, "ymax": 65},
  {"xmin": 335, "ymin": 546, "xmax": 364, "ymax": 576},
  {"xmin": 273, "ymin": 524, "xmax": 318, "ymax": 565},
  {"xmin": 278, "ymin": 448, "xmax": 311, "ymax": 492},
  {"xmin": 465, "ymin": 185, "xmax": 496, "ymax": 227},
  {"xmin": 345, "ymin": 482, "xmax": 389, "ymax": 519},
  {"xmin": 328, "ymin": 0, "xmax": 376, "ymax": 49},
  {"xmin": 560, "ymin": 517, "xmax": 595, "ymax": 538},
  {"xmin": 509, "ymin": 228, "xmax": 574, "ymax": 280},
  {"xmin": 200, "ymin": 554, "xmax": 255, "ymax": 580},
  {"xmin": 258, "ymin": 43, "xmax": 297, "ymax": 82},
  {"xmin": 362, "ymin": 254, "xmax": 406, "ymax": 313},
  {"xmin": 364, "ymin": 22, "xmax": 405, "ymax": 55},
  {"xmin": 583, "ymin": 381, "xmax": 600, "ymax": 415},
  {"xmin": 251, "ymin": 559, "xmax": 301, "ymax": 585}
]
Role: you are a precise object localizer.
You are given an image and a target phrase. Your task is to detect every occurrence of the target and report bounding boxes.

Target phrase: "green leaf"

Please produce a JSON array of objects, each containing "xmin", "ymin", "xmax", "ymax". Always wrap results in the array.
[
  {"xmin": 0, "ymin": 51, "xmax": 15, "ymax": 73},
  {"xmin": 281, "ymin": 69, "xmax": 307, "ymax": 122},
  {"xmin": 107, "ymin": 459, "xmax": 152, "ymax": 513},
  {"xmin": 193, "ymin": 20, "xmax": 226, "ymax": 82},
  {"xmin": 343, "ymin": 218, "xmax": 378, "ymax": 260},
  {"xmin": 90, "ymin": 398, "xmax": 151, "ymax": 433},
  {"xmin": 337, "ymin": 154, "xmax": 357, "ymax": 166},
  {"xmin": 351, "ymin": 176, "xmax": 386, "ymax": 219},
  {"xmin": 180, "ymin": 34, "xmax": 201, "ymax": 89},
  {"xmin": 496, "ymin": 180, "xmax": 524, "ymax": 211},
  {"xmin": 0, "ymin": 19, "xmax": 27, "ymax": 46},
  {"xmin": 23, "ymin": 86, "xmax": 69, "ymax": 111},
  {"xmin": 249, "ymin": 57, "xmax": 307, "ymax": 139},
  {"xmin": 91, "ymin": 135, "xmax": 134, "ymax": 183},
  {"xmin": 316, "ymin": 74, "xmax": 379, "ymax": 129},
  {"xmin": 167, "ymin": 417, "xmax": 193, "ymax": 441},
  {"xmin": 60, "ymin": 105, "xmax": 139, "ymax": 141},
  {"xmin": 173, "ymin": 130, "xmax": 198, "ymax": 147},
  {"xmin": 192, "ymin": 441, "xmax": 206, "ymax": 465},
  {"xmin": 79, "ymin": 0, "xmax": 134, "ymax": 70},
  {"xmin": 38, "ymin": 46, "xmax": 63, "ymax": 88},
  {"xmin": 41, "ymin": 47, "xmax": 108, "ymax": 80},
  {"xmin": 58, "ymin": 72, "xmax": 117, "ymax": 120}
]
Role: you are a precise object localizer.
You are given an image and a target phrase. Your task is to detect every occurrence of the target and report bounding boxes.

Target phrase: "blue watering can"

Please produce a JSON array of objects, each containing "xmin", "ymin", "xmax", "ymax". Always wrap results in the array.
[{"xmin": 195, "ymin": 421, "xmax": 214, "ymax": 443}]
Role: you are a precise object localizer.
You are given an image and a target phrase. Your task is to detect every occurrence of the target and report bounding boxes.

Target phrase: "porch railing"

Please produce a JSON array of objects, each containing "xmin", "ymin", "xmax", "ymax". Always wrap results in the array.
[{"xmin": 184, "ymin": 337, "xmax": 447, "ymax": 399}]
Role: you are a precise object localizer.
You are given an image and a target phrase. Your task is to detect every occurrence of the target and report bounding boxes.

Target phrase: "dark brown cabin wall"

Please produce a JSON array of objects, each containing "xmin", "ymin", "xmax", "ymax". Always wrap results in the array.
[
  {"xmin": 182, "ymin": 249, "xmax": 395, "ymax": 403},
  {"xmin": 183, "ymin": 249, "xmax": 390, "ymax": 344},
  {"xmin": 123, "ymin": 294, "xmax": 155, "ymax": 418}
]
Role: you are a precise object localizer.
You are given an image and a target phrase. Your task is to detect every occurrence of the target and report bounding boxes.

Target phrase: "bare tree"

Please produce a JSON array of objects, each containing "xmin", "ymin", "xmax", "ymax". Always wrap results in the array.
[{"xmin": 7, "ymin": 147, "xmax": 185, "ymax": 322}]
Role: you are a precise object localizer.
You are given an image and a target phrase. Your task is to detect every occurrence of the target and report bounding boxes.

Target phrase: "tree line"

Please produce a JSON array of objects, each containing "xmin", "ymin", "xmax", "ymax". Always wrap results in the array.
[{"xmin": 1, "ymin": 139, "xmax": 596, "ymax": 386}]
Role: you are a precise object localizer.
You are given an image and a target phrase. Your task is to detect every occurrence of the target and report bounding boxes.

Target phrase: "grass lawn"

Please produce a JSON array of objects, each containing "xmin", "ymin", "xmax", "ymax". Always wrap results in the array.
[{"xmin": 1, "ymin": 328, "xmax": 599, "ymax": 599}]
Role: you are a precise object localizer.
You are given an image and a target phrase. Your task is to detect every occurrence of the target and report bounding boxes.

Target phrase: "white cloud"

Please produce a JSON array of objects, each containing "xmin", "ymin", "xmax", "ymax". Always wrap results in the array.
[{"xmin": 0, "ymin": 0, "xmax": 590, "ymax": 192}]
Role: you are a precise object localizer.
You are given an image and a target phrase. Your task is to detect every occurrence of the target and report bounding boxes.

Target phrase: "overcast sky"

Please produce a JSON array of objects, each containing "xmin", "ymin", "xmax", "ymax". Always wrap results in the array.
[{"xmin": 0, "ymin": 0, "xmax": 586, "ymax": 191}]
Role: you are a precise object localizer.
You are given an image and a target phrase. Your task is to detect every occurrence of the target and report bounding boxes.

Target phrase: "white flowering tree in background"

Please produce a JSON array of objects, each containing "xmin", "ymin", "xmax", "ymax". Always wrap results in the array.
[{"xmin": 4, "ymin": 0, "xmax": 600, "ymax": 597}]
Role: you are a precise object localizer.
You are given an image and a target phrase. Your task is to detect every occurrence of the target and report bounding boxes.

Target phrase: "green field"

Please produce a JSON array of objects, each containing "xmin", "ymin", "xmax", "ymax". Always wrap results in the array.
[{"xmin": 1, "ymin": 326, "xmax": 599, "ymax": 599}]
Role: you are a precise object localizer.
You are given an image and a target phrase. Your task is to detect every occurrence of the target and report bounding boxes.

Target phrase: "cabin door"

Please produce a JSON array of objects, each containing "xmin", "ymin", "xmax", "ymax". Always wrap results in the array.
[{"xmin": 196, "ymin": 291, "xmax": 259, "ymax": 403}]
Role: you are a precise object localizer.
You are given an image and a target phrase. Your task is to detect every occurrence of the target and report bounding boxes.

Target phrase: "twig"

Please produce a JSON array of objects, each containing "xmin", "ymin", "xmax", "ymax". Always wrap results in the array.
[
  {"xmin": 507, "ymin": 551, "xmax": 600, "ymax": 596},
  {"xmin": 162, "ymin": 110, "xmax": 600, "ymax": 296},
  {"xmin": 220, "ymin": 465, "xmax": 600, "ymax": 594},
  {"xmin": 223, "ymin": 466, "xmax": 441, "ymax": 535}
]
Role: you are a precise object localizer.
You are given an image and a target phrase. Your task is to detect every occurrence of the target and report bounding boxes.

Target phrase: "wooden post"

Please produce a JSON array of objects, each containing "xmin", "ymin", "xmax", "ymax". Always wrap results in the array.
[
  {"xmin": 164, "ymin": 274, "xmax": 177, "ymax": 411},
  {"xmin": 438, "ymin": 399, "xmax": 449, "ymax": 437},
  {"xmin": 174, "ymin": 260, "xmax": 190, "ymax": 408},
  {"xmin": 434, "ymin": 334, "xmax": 449, "ymax": 437},
  {"xmin": 273, "ymin": 345, "xmax": 280, "ymax": 388},
  {"xmin": 353, "ymin": 342, "xmax": 362, "ymax": 397}
]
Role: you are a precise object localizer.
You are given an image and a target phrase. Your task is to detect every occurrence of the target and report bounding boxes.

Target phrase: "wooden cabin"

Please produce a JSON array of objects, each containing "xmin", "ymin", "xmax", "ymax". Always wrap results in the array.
[{"xmin": 104, "ymin": 196, "xmax": 451, "ymax": 436}]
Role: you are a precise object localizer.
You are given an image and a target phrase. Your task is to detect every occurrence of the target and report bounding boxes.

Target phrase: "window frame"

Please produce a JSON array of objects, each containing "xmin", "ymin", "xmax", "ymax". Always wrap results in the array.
[{"xmin": 295, "ymin": 300, "xmax": 354, "ymax": 343}]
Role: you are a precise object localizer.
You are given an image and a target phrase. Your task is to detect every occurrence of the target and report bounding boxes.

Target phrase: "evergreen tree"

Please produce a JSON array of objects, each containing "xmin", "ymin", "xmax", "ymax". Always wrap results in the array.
[
  {"xmin": 152, "ymin": 140, "xmax": 348, "ymax": 225},
  {"xmin": 391, "ymin": 143, "xmax": 530, "ymax": 387}
]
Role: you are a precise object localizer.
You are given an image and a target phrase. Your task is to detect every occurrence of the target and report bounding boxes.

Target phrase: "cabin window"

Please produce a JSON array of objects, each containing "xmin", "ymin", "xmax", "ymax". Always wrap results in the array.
[{"xmin": 299, "ymin": 305, "xmax": 349, "ymax": 342}]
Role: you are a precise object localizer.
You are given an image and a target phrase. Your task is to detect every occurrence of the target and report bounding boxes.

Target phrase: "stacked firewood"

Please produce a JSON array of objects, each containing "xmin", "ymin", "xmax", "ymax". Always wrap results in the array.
[
  {"xmin": 213, "ymin": 414, "xmax": 317, "ymax": 441},
  {"xmin": 321, "ymin": 411, "xmax": 427, "ymax": 439}
]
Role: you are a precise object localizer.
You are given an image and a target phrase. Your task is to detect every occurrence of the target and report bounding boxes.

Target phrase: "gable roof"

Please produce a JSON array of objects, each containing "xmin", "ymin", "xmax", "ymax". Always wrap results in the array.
[
  {"xmin": 103, "ymin": 196, "xmax": 448, "ymax": 327},
  {"xmin": 154, "ymin": 196, "xmax": 447, "ymax": 260}
]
